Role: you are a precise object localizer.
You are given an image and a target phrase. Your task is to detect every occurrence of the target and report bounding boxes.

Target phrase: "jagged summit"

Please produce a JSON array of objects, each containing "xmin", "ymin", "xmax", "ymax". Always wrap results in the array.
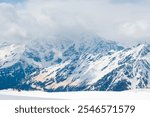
[{"xmin": 0, "ymin": 36, "xmax": 149, "ymax": 91}]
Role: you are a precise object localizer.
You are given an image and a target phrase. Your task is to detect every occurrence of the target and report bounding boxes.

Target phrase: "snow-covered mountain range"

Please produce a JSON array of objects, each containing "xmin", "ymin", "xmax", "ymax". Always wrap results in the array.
[{"xmin": 0, "ymin": 35, "xmax": 149, "ymax": 91}]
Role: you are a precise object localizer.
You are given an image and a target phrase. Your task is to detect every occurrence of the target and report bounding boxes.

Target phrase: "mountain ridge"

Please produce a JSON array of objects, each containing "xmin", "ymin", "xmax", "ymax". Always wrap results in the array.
[{"xmin": 0, "ymin": 36, "xmax": 149, "ymax": 91}]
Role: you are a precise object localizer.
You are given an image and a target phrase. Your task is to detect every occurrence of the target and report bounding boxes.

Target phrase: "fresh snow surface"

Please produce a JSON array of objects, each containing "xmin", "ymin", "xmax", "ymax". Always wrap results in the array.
[
  {"xmin": 0, "ymin": 89, "xmax": 150, "ymax": 100},
  {"xmin": 0, "ymin": 44, "xmax": 25, "ymax": 68}
]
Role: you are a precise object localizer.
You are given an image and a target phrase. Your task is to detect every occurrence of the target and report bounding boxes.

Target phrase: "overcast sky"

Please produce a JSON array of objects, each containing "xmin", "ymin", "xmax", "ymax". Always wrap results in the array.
[{"xmin": 0, "ymin": 0, "xmax": 149, "ymax": 45}]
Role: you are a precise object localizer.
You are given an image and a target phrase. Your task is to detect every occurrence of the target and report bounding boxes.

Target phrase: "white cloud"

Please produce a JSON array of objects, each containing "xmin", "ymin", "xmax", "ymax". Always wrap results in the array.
[
  {"xmin": 120, "ymin": 21, "xmax": 148, "ymax": 36},
  {"xmin": 0, "ymin": 0, "xmax": 149, "ymax": 45},
  {"xmin": 110, "ymin": 0, "xmax": 147, "ymax": 4}
]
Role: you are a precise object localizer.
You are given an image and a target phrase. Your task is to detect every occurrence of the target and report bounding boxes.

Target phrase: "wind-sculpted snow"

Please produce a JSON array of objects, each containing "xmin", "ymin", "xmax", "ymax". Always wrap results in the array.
[{"xmin": 0, "ymin": 36, "xmax": 149, "ymax": 91}]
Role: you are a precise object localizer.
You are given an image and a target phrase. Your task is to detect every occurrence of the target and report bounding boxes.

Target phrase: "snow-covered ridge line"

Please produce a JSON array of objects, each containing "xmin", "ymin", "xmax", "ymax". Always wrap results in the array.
[{"xmin": 0, "ymin": 37, "xmax": 149, "ymax": 92}]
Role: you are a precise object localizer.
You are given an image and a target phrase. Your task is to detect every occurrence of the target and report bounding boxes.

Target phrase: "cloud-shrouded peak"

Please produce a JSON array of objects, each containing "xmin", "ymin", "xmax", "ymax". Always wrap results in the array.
[{"xmin": 0, "ymin": 0, "xmax": 149, "ymax": 46}]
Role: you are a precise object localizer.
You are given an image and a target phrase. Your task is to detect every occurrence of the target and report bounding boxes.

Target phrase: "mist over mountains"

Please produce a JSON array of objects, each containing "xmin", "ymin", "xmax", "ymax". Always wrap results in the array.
[
  {"xmin": 0, "ymin": 34, "xmax": 149, "ymax": 91},
  {"xmin": 0, "ymin": 0, "xmax": 150, "ymax": 92},
  {"xmin": 0, "ymin": 0, "xmax": 150, "ymax": 45}
]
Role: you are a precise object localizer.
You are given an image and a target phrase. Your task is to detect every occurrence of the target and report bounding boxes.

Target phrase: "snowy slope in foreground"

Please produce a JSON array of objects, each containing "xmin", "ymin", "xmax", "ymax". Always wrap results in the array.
[{"xmin": 0, "ymin": 89, "xmax": 150, "ymax": 100}]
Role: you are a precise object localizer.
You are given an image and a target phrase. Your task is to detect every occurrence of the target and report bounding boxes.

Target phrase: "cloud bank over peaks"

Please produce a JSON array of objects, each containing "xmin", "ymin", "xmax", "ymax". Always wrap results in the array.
[{"xmin": 0, "ymin": 0, "xmax": 149, "ymax": 46}]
